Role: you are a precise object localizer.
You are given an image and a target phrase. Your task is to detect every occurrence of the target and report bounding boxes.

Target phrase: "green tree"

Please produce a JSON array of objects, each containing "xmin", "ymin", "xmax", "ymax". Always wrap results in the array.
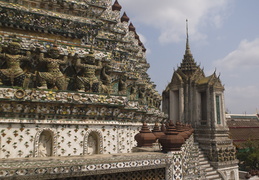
[{"xmin": 237, "ymin": 139, "xmax": 259, "ymax": 171}]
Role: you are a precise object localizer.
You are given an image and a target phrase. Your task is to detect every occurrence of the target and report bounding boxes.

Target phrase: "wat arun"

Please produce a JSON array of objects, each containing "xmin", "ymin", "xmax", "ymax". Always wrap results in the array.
[{"xmin": 0, "ymin": 0, "xmax": 239, "ymax": 179}]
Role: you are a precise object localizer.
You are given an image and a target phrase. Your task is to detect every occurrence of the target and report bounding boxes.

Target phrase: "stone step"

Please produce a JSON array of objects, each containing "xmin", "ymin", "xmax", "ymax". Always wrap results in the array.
[
  {"xmin": 205, "ymin": 170, "xmax": 219, "ymax": 176},
  {"xmin": 200, "ymin": 165, "xmax": 211, "ymax": 170},
  {"xmin": 204, "ymin": 167, "xmax": 213, "ymax": 172},
  {"xmin": 194, "ymin": 144, "xmax": 223, "ymax": 180},
  {"xmin": 200, "ymin": 164, "xmax": 210, "ymax": 169},
  {"xmin": 206, "ymin": 174, "xmax": 221, "ymax": 179},
  {"xmin": 199, "ymin": 157, "xmax": 206, "ymax": 161},
  {"xmin": 199, "ymin": 160, "xmax": 209, "ymax": 165},
  {"xmin": 199, "ymin": 154, "xmax": 204, "ymax": 157},
  {"xmin": 200, "ymin": 164, "xmax": 211, "ymax": 170}
]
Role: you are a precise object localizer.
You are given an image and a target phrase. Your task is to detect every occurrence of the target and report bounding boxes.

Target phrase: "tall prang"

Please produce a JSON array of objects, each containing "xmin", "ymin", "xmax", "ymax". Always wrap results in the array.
[
  {"xmin": 0, "ymin": 0, "xmax": 168, "ymax": 179},
  {"xmin": 162, "ymin": 20, "xmax": 239, "ymax": 179},
  {"xmin": 0, "ymin": 0, "xmax": 240, "ymax": 179}
]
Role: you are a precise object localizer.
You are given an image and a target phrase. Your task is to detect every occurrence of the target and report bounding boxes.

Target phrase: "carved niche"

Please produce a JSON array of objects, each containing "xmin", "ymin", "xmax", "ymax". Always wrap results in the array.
[
  {"xmin": 84, "ymin": 130, "xmax": 103, "ymax": 155},
  {"xmin": 38, "ymin": 130, "xmax": 53, "ymax": 157}
]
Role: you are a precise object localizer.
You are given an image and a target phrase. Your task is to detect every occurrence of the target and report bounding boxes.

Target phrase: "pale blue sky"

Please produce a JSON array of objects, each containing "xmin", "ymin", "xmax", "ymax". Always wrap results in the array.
[{"xmin": 114, "ymin": 0, "xmax": 259, "ymax": 114}]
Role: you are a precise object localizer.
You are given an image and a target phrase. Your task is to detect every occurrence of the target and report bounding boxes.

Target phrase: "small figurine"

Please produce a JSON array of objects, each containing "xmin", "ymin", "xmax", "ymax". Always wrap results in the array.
[
  {"xmin": 0, "ymin": 40, "xmax": 31, "ymax": 87},
  {"xmin": 37, "ymin": 42, "xmax": 69, "ymax": 90},
  {"xmin": 76, "ymin": 48, "xmax": 102, "ymax": 93}
]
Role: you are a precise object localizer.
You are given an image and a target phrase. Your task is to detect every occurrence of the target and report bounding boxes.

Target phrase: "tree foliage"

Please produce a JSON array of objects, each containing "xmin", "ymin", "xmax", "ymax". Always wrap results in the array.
[{"xmin": 237, "ymin": 139, "xmax": 259, "ymax": 171}]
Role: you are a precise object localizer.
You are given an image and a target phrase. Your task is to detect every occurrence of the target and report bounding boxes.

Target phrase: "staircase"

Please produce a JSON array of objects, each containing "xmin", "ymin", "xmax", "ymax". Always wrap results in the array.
[{"xmin": 198, "ymin": 149, "xmax": 222, "ymax": 180}]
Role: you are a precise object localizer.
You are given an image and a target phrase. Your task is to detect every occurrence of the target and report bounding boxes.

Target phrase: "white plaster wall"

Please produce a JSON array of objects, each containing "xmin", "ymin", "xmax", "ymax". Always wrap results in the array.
[
  {"xmin": 0, "ymin": 123, "xmax": 37, "ymax": 158},
  {"xmin": 0, "ymin": 121, "xmax": 141, "ymax": 159},
  {"xmin": 116, "ymin": 125, "xmax": 139, "ymax": 153}
]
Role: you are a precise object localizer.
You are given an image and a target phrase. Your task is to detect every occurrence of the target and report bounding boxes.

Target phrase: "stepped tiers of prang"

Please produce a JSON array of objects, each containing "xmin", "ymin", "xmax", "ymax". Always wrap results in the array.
[{"xmin": 0, "ymin": 0, "xmax": 239, "ymax": 179}]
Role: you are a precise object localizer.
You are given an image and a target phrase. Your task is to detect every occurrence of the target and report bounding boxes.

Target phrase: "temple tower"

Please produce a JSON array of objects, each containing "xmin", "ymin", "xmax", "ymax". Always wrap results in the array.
[{"xmin": 162, "ymin": 20, "xmax": 239, "ymax": 179}]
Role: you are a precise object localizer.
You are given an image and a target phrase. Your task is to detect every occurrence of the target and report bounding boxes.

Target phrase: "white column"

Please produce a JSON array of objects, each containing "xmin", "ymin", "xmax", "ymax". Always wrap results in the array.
[
  {"xmin": 169, "ymin": 90, "xmax": 175, "ymax": 122},
  {"xmin": 206, "ymin": 88, "xmax": 211, "ymax": 127},
  {"xmin": 196, "ymin": 91, "xmax": 201, "ymax": 127},
  {"xmin": 221, "ymin": 93, "xmax": 227, "ymax": 127},
  {"xmin": 179, "ymin": 87, "xmax": 184, "ymax": 122}
]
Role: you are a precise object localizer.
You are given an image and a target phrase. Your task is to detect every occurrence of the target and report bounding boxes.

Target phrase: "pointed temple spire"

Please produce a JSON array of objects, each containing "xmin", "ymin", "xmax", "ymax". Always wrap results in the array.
[
  {"xmin": 129, "ymin": 22, "xmax": 136, "ymax": 32},
  {"xmin": 121, "ymin": 12, "xmax": 129, "ymax": 22},
  {"xmin": 185, "ymin": 19, "xmax": 191, "ymax": 55},
  {"xmin": 179, "ymin": 19, "xmax": 198, "ymax": 77},
  {"xmin": 112, "ymin": 0, "xmax": 122, "ymax": 11}
]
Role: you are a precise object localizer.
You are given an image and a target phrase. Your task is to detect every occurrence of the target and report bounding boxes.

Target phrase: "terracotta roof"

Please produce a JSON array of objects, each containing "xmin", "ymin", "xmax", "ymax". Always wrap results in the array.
[
  {"xmin": 229, "ymin": 128, "xmax": 259, "ymax": 140},
  {"xmin": 227, "ymin": 118, "xmax": 259, "ymax": 147},
  {"xmin": 227, "ymin": 119, "xmax": 259, "ymax": 128}
]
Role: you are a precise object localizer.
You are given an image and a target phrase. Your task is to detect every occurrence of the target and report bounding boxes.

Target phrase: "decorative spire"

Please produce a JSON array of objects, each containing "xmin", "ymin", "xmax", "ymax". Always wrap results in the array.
[
  {"xmin": 121, "ymin": 12, "xmax": 129, "ymax": 23},
  {"xmin": 158, "ymin": 121, "xmax": 185, "ymax": 152},
  {"xmin": 152, "ymin": 123, "xmax": 165, "ymax": 140},
  {"xmin": 185, "ymin": 19, "xmax": 191, "ymax": 55},
  {"xmin": 179, "ymin": 19, "xmax": 199, "ymax": 77},
  {"xmin": 129, "ymin": 22, "xmax": 136, "ymax": 32},
  {"xmin": 134, "ymin": 122, "xmax": 157, "ymax": 147},
  {"xmin": 112, "ymin": 0, "xmax": 122, "ymax": 11}
]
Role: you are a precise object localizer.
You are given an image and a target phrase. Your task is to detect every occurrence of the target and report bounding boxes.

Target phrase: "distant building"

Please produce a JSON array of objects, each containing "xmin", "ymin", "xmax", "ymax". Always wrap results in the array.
[
  {"xmin": 226, "ymin": 114, "xmax": 259, "ymax": 148},
  {"xmin": 227, "ymin": 114, "xmax": 259, "ymax": 179}
]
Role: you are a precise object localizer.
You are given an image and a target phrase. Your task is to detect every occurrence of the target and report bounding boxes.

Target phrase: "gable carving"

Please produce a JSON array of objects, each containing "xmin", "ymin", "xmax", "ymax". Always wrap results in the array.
[{"xmin": 171, "ymin": 72, "xmax": 183, "ymax": 86}]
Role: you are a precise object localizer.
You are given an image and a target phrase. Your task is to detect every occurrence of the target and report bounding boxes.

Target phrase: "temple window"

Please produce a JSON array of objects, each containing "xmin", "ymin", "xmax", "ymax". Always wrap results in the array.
[
  {"xmin": 200, "ymin": 91, "xmax": 207, "ymax": 125},
  {"xmin": 216, "ymin": 95, "xmax": 221, "ymax": 124}
]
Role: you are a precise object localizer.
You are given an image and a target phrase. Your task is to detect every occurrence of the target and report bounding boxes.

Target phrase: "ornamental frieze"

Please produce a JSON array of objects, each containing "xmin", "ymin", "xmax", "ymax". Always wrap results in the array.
[
  {"xmin": 0, "ymin": 88, "xmax": 165, "ymax": 122},
  {"xmin": 0, "ymin": 88, "xmax": 127, "ymax": 105},
  {"xmin": 0, "ymin": 38, "xmax": 161, "ymax": 110},
  {"xmin": 0, "ymin": 4, "xmax": 100, "ymax": 38}
]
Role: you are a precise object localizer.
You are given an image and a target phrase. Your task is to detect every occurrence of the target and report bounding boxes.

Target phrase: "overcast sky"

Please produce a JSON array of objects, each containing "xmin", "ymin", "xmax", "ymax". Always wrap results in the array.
[{"xmin": 114, "ymin": 0, "xmax": 259, "ymax": 114}]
